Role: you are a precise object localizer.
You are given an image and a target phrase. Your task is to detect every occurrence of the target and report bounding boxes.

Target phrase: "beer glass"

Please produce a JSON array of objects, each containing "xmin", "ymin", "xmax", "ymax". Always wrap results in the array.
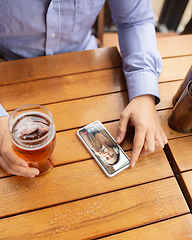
[{"xmin": 8, "ymin": 104, "xmax": 56, "ymax": 176}]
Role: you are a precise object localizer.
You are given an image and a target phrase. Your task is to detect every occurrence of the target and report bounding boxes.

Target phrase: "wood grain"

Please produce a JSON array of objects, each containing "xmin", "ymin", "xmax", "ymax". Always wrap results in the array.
[
  {"xmin": 159, "ymin": 55, "xmax": 192, "ymax": 83},
  {"xmin": 158, "ymin": 80, "xmax": 181, "ymax": 110},
  {"xmin": 6, "ymin": 88, "xmax": 188, "ymax": 135},
  {"xmin": 0, "ymin": 68, "xmax": 126, "ymax": 111},
  {"xmin": 0, "ymin": 121, "xmax": 135, "ymax": 178},
  {"xmin": 167, "ymin": 136, "xmax": 192, "ymax": 173},
  {"xmin": 0, "ymin": 47, "xmax": 122, "ymax": 86},
  {"xmin": 0, "ymin": 149, "xmax": 173, "ymax": 217},
  {"xmin": 101, "ymin": 214, "xmax": 192, "ymax": 240},
  {"xmin": 7, "ymin": 92, "xmax": 128, "ymax": 132},
  {"xmin": 0, "ymin": 178, "xmax": 189, "ymax": 240},
  {"xmin": 157, "ymin": 34, "xmax": 192, "ymax": 58},
  {"xmin": 1, "ymin": 35, "xmax": 192, "ymax": 240},
  {"xmin": 0, "ymin": 69, "xmax": 184, "ymax": 113},
  {"xmin": 51, "ymin": 121, "xmax": 134, "ymax": 165},
  {"xmin": 178, "ymin": 171, "xmax": 192, "ymax": 209}
]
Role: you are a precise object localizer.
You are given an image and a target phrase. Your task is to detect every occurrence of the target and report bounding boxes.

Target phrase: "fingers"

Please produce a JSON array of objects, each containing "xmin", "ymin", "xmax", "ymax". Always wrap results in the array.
[
  {"xmin": 160, "ymin": 129, "xmax": 168, "ymax": 145},
  {"xmin": 154, "ymin": 131, "xmax": 167, "ymax": 151},
  {"xmin": 118, "ymin": 95, "xmax": 168, "ymax": 168},
  {"xmin": 0, "ymin": 154, "xmax": 39, "ymax": 177},
  {"xmin": 1, "ymin": 137, "xmax": 29, "ymax": 167},
  {"xmin": 0, "ymin": 116, "xmax": 40, "ymax": 177},
  {"xmin": 116, "ymin": 107, "xmax": 130, "ymax": 144},
  {"xmin": 132, "ymin": 128, "xmax": 168, "ymax": 167},
  {"xmin": 139, "ymin": 130, "xmax": 155, "ymax": 157},
  {"xmin": 130, "ymin": 126, "xmax": 145, "ymax": 167},
  {"xmin": 1, "ymin": 147, "xmax": 40, "ymax": 177}
]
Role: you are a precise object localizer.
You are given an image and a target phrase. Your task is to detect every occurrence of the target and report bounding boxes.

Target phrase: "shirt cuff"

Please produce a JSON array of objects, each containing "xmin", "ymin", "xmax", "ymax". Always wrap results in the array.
[
  {"xmin": 124, "ymin": 70, "xmax": 161, "ymax": 105},
  {"xmin": 122, "ymin": 50, "xmax": 162, "ymax": 105},
  {"xmin": 0, "ymin": 104, "xmax": 9, "ymax": 117}
]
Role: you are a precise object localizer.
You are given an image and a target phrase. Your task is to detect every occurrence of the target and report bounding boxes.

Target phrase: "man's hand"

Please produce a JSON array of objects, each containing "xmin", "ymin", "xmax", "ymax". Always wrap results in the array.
[
  {"xmin": 116, "ymin": 95, "xmax": 168, "ymax": 167},
  {"xmin": 0, "ymin": 116, "xmax": 40, "ymax": 177}
]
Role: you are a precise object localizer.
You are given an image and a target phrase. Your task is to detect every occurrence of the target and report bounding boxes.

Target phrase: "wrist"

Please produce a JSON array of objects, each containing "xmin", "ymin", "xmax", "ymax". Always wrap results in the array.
[{"xmin": 131, "ymin": 94, "xmax": 155, "ymax": 104}]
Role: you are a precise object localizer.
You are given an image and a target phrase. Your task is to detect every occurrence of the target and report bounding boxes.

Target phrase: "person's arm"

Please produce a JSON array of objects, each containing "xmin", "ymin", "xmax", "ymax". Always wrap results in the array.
[
  {"xmin": 108, "ymin": 0, "xmax": 168, "ymax": 166},
  {"xmin": 0, "ymin": 105, "xmax": 39, "ymax": 177}
]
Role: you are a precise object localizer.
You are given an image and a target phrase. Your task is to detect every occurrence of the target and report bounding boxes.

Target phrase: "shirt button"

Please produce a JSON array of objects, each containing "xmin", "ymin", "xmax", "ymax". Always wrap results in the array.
[
  {"xmin": 50, "ymin": 2, "xmax": 53, "ymax": 8},
  {"xmin": 51, "ymin": 33, "xmax": 55, "ymax": 38}
]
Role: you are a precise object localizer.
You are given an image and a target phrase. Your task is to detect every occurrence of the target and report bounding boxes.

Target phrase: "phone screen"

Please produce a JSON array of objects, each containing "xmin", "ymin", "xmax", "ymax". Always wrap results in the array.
[{"xmin": 78, "ymin": 121, "xmax": 130, "ymax": 177}]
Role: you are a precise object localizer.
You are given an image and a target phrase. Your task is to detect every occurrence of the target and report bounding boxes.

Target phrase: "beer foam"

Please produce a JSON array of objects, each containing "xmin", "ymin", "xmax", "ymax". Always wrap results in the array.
[
  {"xmin": 11, "ymin": 112, "xmax": 55, "ymax": 150},
  {"xmin": 14, "ymin": 116, "xmax": 39, "ymax": 138}
]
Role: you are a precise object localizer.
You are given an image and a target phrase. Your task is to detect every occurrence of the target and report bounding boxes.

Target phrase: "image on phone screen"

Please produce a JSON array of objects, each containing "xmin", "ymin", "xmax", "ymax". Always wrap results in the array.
[{"xmin": 78, "ymin": 121, "xmax": 130, "ymax": 177}]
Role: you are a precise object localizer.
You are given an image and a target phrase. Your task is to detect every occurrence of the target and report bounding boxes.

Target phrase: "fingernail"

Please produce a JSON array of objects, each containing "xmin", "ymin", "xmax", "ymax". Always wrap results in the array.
[
  {"xmin": 33, "ymin": 169, "xmax": 40, "ymax": 175},
  {"xmin": 116, "ymin": 136, "xmax": 120, "ymax": 143},
  {"xmin": 131, "ymin": 162, "xmax": 135, "ymax": 167},
  {"xmin": 29, "ymin": 175, "xmax": 35, "ymax": 178},
  {"xmin": 21, "ymin": 162, "xmax": 28, "ymax": 167}
]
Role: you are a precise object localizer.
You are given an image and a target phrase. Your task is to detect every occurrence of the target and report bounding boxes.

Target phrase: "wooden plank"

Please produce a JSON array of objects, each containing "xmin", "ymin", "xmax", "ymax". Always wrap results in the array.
[
  {"xmin": 0, "ymin": 121, "xmax": 135, "ymax": 178},
  {"xmin": 1, "ymin": 52, "xmax": 191, "ymax": 114},
  {"xmin": 167, "ymin": 136, "xmax": 192, "ymax": 173},
  {"xmin": 0, "ymin": 67, "xmax": 183, "ymax": 113},
  {"xmin": 0, "ymin": 61, "xmax": 188, "ymax": 113},
  {"xmin": 158, "ymin": 80, "xmax": 181, "ymax": 110},
  {"xmin": 0, "ymin": 68, "xmax": 126, "ymax": 111},
  {"xmin": 157, "ymin": 34, "xmax": 192, "ymax": 58},
  {"xmin": 0, "ymin": 47, "xmax": 122, "ymax": 85},
  {"xmin": 6, "ymin": 90, "xmax": 183, "ymax": 134},
  {"xmin": 178, "ymin": 171, "xmax": 192, "ymax": 209},
  {"xmin": 0, "ymin": 77, "xmax": 185, "ymax": 119},
  {"xmin": 0, "ymin": 36, "xmax": 191, "ymax": 87},
  {"xmin": 0, "ymin": 178, "xmax": 189, "ymax": 240},
  {"xmin": 0, "ymin": 150, "xmax": 173, "ymax": 217},
  {"xmin": 51, "ymin": 122, "xmax": 134, "ymax": 165},
  {"xmin": 101, "ymin": 214, "xmax": 192, "ymax": 240},
  {"xmin": 7, "ymin": 92, "xmax": 128, "ymax": 132},
  {"xmin": 159, "ymin": 55, "xmax": 192, "ymax": 83}
]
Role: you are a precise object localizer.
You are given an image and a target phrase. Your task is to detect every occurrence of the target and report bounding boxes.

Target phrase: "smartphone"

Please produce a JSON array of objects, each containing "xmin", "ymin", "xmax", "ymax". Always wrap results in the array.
[{"xmin": 77, "ymin": 121, "xmax": 130, "ymax": 177}]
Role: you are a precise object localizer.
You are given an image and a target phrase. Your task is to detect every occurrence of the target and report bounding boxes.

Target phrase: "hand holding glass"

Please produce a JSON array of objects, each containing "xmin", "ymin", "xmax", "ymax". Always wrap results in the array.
[{"xmin": 8, "ymin": 104, "xmax": 56, "ymax": 176}]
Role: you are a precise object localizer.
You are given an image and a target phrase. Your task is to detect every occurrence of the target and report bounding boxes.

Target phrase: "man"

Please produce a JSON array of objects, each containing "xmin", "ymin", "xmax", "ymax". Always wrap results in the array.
[{"xmin": 0, "ymin": 0, "xmax": 167, "ymax": 177}]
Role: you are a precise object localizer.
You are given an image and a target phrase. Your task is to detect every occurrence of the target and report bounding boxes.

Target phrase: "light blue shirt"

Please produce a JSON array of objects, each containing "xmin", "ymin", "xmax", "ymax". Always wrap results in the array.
[{"xmin": 0, "ymin": 0, "xmax": 162, "ymax": 116}]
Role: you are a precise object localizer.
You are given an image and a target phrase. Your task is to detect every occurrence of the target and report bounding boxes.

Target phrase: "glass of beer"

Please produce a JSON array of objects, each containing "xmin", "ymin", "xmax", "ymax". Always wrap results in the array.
[{"xmin": 8, "ymin": 104, "xmax": 56, "ymax": 176}]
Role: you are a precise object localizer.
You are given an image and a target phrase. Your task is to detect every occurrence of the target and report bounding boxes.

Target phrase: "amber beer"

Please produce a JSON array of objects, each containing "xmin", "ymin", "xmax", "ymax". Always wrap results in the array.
[{"xmin": 9, "ymin": 105, "xmax": 56, "ymax": 175}]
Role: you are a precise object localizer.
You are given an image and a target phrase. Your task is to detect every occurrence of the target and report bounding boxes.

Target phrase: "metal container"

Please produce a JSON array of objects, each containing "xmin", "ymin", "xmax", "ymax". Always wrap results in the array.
[
  {"xmin": 172, "ymin": 65, "xmax": 192, "ymax": 106},
  {"xmin": 168, "ymin": 80, "xmax": 192, "ymax": 133}
]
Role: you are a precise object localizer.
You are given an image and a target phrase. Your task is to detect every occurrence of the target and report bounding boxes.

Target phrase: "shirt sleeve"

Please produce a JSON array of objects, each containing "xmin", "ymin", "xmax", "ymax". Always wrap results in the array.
[
  {"xmin": 108, "ymin": 0, "xmax": 162, "ymax": 104},
  {"xmin": 0, "ymin": 104, "xmax": 9, "ymax": 117}
]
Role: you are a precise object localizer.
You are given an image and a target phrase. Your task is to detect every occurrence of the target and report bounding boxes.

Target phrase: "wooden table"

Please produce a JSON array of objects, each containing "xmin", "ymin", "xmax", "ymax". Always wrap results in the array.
[{"xmin": 0, "ymin": 34, "xmax": 192, "ymax": 239}]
